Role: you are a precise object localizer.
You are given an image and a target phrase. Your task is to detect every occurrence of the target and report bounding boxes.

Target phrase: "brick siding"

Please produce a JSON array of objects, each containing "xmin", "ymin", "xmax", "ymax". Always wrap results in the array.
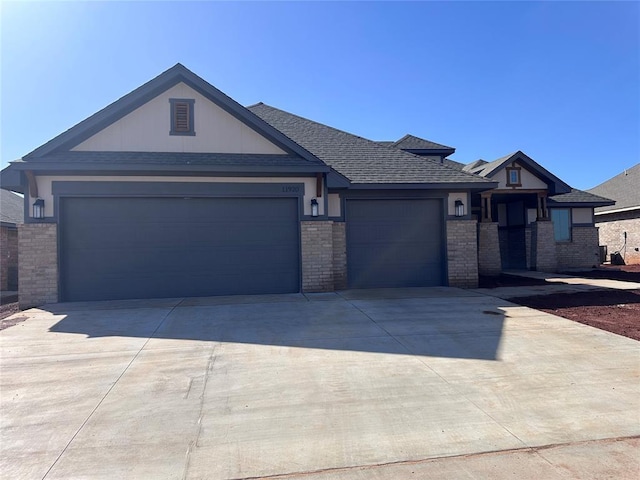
[
  {"xmin": 1, "ymin": 226, "xmax": 19, "ymax": 290},
  {"xmin": 301, "ymin": 221, "xmax": 334, "ymax": 292},
  {"xmin": 19, "ymin": 223, "xmax": 58, "ymax": 309},
  {"xmin": 331, "ymin": 222, "xmax": 347, "ymax": 290},
  {"xmin": 446, "ymin": 219, "xmax": 478, "ymax": 288},
  {"xmin": 530, "ymin": 220, "xmax": 557, "ymax": 272},
  {"xmin": 477, "ymin": 222, "xmax": 501, "ymax": 276},
  {"xmin": 595, "ymin": 211, "xmax": 640, "ymax": 265},
  {"xmin": 556, "ymin": 225, "xmax": 601, "ymax": 270}
]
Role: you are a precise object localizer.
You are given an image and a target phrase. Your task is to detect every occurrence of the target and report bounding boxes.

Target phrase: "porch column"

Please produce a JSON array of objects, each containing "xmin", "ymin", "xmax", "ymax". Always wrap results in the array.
[
  {"xmin": 537, "ymin": 193, "xmax": 549, "ymax": 220},
  {"xmin": 480, "ymin": 192, "xmax": 493, "ymax": 222}
]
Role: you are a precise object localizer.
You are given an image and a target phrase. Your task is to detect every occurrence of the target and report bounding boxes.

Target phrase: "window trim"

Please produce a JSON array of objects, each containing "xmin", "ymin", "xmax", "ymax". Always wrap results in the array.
[
  {"xmin": 169, "ymin": 98, "xmax": 195, "ymax": 136},
  {"xmin": 505, "ymin": 166, "xmax": 522, "ymax": 187},
  {"xmin": 550, "ymin": 208, "xmax": 572, "ymax": 243}
]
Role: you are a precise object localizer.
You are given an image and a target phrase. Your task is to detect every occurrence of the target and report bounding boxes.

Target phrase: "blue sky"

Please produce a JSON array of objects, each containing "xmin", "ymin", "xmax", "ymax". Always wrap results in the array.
[{"xmin": 1, "ymin": 1, "xmax": 638, "ymax": 190}]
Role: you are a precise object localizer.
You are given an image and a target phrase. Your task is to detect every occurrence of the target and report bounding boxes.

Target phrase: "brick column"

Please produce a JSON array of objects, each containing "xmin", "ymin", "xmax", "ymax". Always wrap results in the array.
[
  {"xmin": 301, "ymin": 221, "xmax": 334, "ymax": 292},
  {"xmin": 19, "ymin": 223, "xmax": 58, "ymax": 309},
  {"xmin": 446, "ymin": 219, "xmax": 479, "ymax": 288},
  {"xmin": 331, "ymin": 222, "xmax": 347, "ymax": 290},
  {"xmin": 477, "ymin": 222, "xmax": 501, "ymax": 276},
  {"xmin": 530, "ymin": 220, "xmax": 557, "ymax": 272},
  {"xmin": 1, "ymin": 227, "xmax": 18, "ymax": 290}
]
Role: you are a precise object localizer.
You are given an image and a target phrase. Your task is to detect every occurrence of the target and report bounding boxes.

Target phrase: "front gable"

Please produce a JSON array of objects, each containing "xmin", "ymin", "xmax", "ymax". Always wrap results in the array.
[
  {"xmin": 493, "ymin": 160, "xmax": 548, "ymax": 190},
  {"xmin": 481, "ymin": 151, "xmax": 572, "ymax": 195},
  {"xmin": 72, "ymin": 82, "xmax": 286, "ymax": 154},
  {"xmin": 23, "ymin": 64, "xmax": 324, "ymax": 167}
]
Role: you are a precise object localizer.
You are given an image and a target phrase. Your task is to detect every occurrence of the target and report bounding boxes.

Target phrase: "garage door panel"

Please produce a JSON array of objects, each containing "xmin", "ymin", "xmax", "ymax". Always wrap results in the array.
[
  {"xmin": 60, "ymin": 197, "xmax": 300, "ymax": 301},
  {"xmin": 346, "ymin": 199, "xmax": 444, "ymax": 289}
]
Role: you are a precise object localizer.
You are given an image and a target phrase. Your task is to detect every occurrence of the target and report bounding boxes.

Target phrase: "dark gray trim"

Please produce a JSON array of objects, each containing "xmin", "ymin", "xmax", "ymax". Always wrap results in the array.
[
  {"xmin": 0, "ymin": 222, "xmax": 18, "ymax": 229},
  {"xmin": 169, "ymin": 98, "xmax": 195, "ymax": 136},
  {"xmin": 11, "ymin": 161, "xmax": 329, "ymax": 175},
  {"xmin": 0, "ymin": 166, "xmax": 25, "ymax": 193},
  {"xmin": 24, "ymin": 64, "xmax": 326, "ymax": 168},
  {"xmin": 572, "ymin": 222, "xmax": 595, "ymax": 227},
  {"xmin": 52, "ymin": 181, "xmax": 306, "ymax": 198},
  {"xmin": 326, "ymin": 170, "xmax": 351, "ymax": 188},
  {"xmin": 548, "ymin": 202, "xmax": 612, "ymax": 208},
  {"xmin": 347, "ymin": 182, "xmax": 498, "ymax": 191}
]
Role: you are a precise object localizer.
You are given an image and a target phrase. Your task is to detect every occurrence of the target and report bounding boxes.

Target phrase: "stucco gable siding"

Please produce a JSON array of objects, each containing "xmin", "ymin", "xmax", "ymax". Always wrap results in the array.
[
  {"xmin": 72, "ymin": 83, "xmax": 286, "ymax": 155},
  {"xmin": 494, "ymin": 162, "xmax": 548, "ymax": 190}
]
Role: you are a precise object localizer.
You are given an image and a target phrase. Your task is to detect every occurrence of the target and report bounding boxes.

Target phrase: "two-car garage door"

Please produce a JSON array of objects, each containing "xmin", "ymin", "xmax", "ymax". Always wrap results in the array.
[{"xmin": 60, "ymin": 197, "xmax": 300, "ymax": 302}]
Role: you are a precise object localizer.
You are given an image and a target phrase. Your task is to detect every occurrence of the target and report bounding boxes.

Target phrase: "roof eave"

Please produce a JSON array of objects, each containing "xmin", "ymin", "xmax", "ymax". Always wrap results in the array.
[
  {"xmin": 346, "ymin": 181, "xmax": 498, "ymax": 191},
  {"xmin": 9, "ymin": 161, "xmax": 330, "ymax": 175}
]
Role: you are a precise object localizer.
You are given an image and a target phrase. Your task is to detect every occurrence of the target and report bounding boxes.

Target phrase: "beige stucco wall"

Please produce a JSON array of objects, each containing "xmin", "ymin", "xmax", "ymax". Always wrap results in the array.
[
  {"xmin": 572, "ymin": 208, "xmax": 593, "ymax": 224},
  {"xmin": 72, "ymin": 82, "xmax": 286, "ymax": 154},
  {"xmin": 33, "ymin": 175, "xmax": 324, "ymax": 218},
  {"xmin": 495, "ymin": 162, "xmax": 548, "ymax": 190},
  {"xmin": 328, "ymin": 193, "xmax": 341, "ymax": 217}
]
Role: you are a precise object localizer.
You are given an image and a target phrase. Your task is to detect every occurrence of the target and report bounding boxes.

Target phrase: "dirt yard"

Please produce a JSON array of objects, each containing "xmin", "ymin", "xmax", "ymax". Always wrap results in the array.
[{"xmin": 509, "ymin": 289, "xmax": 640, "ymax": 341}]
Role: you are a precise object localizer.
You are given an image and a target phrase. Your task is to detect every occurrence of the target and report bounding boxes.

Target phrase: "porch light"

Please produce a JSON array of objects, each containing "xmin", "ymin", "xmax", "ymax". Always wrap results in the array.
[
  {"xmin": 454, "ymin": 199, "xmax": 465, "ymax": 217},
  {"xmin": 310, "ymin": 198, "xmax": 319, "ymax": 217},
  {"xmin": 32, "ymin": 198, "xmax": 45, "ymax": 219}
]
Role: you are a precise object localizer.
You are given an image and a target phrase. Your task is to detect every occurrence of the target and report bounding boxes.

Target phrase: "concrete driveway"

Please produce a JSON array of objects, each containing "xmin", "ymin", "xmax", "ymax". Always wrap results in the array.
[{"xmin": 1, "ymin": 288, "xmax": 638, "ymax": 479}]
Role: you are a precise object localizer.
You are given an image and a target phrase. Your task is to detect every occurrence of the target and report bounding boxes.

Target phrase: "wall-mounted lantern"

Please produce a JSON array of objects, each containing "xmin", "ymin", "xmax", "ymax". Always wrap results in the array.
[
  {"xmin": 32, "ymin": 198, "xmax": 45, "ymax": 219},
  {"xmin": 310, "ymin": 198, "xmax": 319, "ymax": 217},
  {"xmin": 454, "ymin": 199, "xmax": 465, "ymax": 217}
]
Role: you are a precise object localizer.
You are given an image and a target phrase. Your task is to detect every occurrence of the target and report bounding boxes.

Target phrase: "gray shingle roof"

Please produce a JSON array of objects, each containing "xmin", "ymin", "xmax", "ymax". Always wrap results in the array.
[
  {"xmin": 248, "ymin": 103, "xmax": 492, "ymax": 186},
  {"xmin": 0, "ymin": 190, "xmax": 24, "ymax": 225},
  {"xmin": 391, "ymin": 134, "xmax": 455, "ymax": 152},
  {"xmin": 588, "ymin": 163, "xmax": 640, "ymax": 213},
  {"xmin": 465, "ymin": 153, "xmax": 515, "ymax": 176},
  {"xmin": 547, "ymin": 189, "xmax": 614, "ymax": 207}
]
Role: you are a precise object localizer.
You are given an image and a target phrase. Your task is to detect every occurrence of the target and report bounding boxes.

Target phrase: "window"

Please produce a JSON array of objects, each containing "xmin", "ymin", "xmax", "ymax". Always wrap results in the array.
[
  {"xmin": 169, "ymin": 98, "xmax": 195, "ymax": 136},
  {"xmin": 506, "ymin": 166, "xmax": 521, "ymax": 187},
  {"xmin": 550, "ymin": 209, "xmax": 571, "ymax": 242}
]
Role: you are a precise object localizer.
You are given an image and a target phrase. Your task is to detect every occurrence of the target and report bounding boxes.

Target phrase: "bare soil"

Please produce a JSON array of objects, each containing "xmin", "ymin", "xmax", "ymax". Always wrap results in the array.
[
  {"xmin": 509, "ymin": 290, "xmax": 640, "ymax": 341},
  {"xmin": 0, "ymin": 302, "xmax": 26, "ymax": 330},
  {"xmin": 561, "ymin": 265, "xmax": 640, "ymax": 283},
  {"xmin": 479, "ymin": 275, "xmax": 551, "ymax": 288}
]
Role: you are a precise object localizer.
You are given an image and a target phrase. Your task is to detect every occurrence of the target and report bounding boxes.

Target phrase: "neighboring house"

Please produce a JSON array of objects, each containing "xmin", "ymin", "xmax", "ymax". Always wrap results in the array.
[
  {"xmin": 587, "ymin": 164, "xmax": 640, "ymax": 264},
  {"xmin": 0, "ymin": 190, "xmax": 23, "ymax": 290},
  {"xmin": 0, "ymin": 64, "xmax": 613, "ymax": 308}
]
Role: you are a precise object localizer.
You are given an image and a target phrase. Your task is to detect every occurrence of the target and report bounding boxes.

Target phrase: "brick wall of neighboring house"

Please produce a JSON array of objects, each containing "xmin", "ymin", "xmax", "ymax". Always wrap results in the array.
[
  {"xmin": 530, "ymin": 221, "xmax": 557, "ymax": 272},
  {"xmin": 19, "ymin": 223, "xmax": 58, "ymax": 309},
  {"xmin": 301, "ymin": 221, "xmax": 334, "ymax": 292},
  {"xmin": 331, "ymin": 222, "xmax": 347, "ymax": 290},
  {"xmin": 595, "ymin": 210, "xmax": 640, "ymax": 265},
  {"xmin": 477, "ymin": 222, "xmax": 501, "ymax": 276},
  {"xmin": 1, "ymin": 226, "xmax": 19, "ymax": 290},
  {"xmin": 446, "ymin": 219, "xmax": 479, "ymax": 288},
  {"xmin": 556, "ymin": 226, "xmax": 600, "ymax": 270}
]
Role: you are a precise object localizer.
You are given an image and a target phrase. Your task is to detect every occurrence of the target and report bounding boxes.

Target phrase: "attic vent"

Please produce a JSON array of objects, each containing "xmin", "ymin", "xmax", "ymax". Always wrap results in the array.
[{"xmin": 169, "ymin": 98, "xmax": 195, "ymax": 136}]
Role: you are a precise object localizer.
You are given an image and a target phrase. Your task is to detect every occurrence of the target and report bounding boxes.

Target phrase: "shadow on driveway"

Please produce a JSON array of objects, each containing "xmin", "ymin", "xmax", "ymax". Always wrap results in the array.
[{"xmin": 46, "ymin": 290, "xmax": 506, "ymax": 361}]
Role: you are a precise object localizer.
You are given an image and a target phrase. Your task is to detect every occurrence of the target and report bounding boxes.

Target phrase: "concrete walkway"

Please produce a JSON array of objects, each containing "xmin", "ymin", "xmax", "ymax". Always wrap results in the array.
[
  {"xmin": 1, "ymin": 288, "xmax": 638, "ymax": 479},
  {"xmin": 473, "ymin": 270, "xmax": 640, "ymax": 299}
]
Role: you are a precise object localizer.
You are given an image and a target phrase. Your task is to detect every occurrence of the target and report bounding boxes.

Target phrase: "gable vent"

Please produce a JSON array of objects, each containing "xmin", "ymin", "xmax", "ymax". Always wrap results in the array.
[
  {"xmin": 174, "ymin": 102, "xmax": 190, "ymax": 131},
  {"xmin": 169, "ymin": 98, "xmax": 195, "ymax": 136}
]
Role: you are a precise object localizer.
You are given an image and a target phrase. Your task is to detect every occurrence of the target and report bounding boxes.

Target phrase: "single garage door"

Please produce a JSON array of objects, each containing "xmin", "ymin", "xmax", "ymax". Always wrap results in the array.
[
  {"xmin": 60, "ymin": 197, "xmax": 300, "ymax": 301},
  {"xmin": 346, "ymin": 199, "xmax": 444, "ymax": 288}
]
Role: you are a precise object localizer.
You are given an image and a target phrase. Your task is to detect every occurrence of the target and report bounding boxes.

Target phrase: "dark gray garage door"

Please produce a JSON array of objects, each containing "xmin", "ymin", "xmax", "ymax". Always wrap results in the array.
[
  {"xmin": 346, "ymin": 199, "xmax": 444, "ymax": 288},
  {"xmin": 60, "ymin": 197, "xmax": 299, "ymax": 301}
]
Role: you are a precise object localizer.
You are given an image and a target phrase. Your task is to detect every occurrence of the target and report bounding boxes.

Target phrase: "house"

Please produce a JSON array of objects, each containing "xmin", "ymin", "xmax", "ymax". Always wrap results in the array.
[
  {"xmin": 0, "ymin": 64, "xmax": 613, "ymax": 308},
  {"xmin": 0, "ymin": 190, "xmax": 23, "ymax": 291},
  {"xmin": 587, "ymin": 164, "xmax": 640, "ymax": 264}
]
